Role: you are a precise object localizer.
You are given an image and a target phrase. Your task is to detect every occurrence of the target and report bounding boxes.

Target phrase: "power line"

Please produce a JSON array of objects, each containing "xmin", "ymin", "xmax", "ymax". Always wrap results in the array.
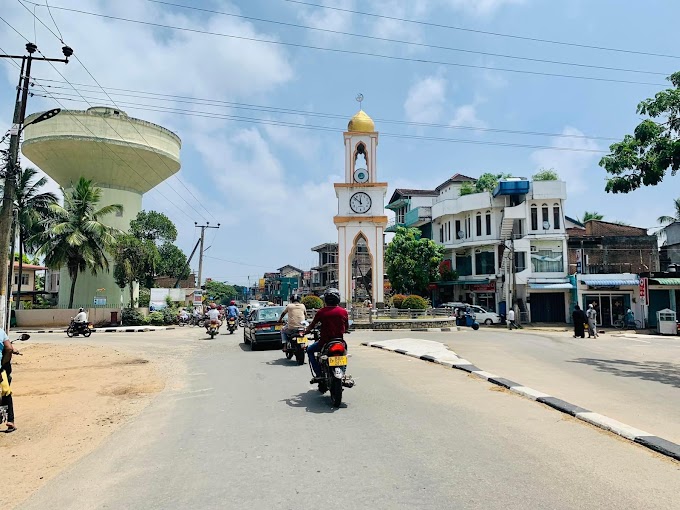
[
  {"xmin": 33, "ymin": 78, "xmax": 620, "ymax": 142},
  {"xmin": 284, "ymin": 0, "xmax": 680, "ymax": 61},
  {"xmin": 26, "ymin": 4, "xmax": 667, "ymax": 87},
  {"xmin": 15, "ymin": 0, "xmax": 218, "ymax": 223},
  {"xmin": 204, "ymin": 255, "xmax": 273, "ymax": 269},
  {"xmin": 140, "ymin": 0, "xmax": 667, "ymax": 77},
  {"xmin": 0, "ymin": 31, "xmax": 200, "ymax": 226},
  {"xmin": 36, "ymin": 92, "xmax": 608, "ymax": 153}
]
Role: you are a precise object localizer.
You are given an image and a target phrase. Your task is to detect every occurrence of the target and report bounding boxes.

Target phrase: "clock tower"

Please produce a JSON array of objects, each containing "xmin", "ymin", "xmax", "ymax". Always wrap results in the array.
[{"xmin": 334, "ymin": 105, "xmax": 388, "ymax": 306}]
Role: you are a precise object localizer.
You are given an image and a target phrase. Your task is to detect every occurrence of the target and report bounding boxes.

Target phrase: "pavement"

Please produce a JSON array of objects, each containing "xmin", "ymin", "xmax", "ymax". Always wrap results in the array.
[
  {"xmin": 13, "ymin": 325, "xmax": 176, "ymax": 333},
  {"xmin": 15, "ymin": 328, "xmax": 680, "ymax": 510}
]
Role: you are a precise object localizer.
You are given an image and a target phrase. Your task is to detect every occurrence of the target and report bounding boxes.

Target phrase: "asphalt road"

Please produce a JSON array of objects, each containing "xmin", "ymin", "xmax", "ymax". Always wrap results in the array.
[
  {"xmin": 17, "ymin": 328, "xmax": 680, "ymax": 510},
  {"xmin": 424, "ymin": 326, "xmax": 680, "ymax": 444}
]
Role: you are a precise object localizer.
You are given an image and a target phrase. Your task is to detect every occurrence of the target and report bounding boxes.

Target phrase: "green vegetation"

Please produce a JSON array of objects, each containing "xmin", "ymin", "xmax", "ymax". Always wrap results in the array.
[
  {"xmin": 474, "ymin": 172, "xmax": 512, "ymax": 193},
  {"xmin": 204, "ymin": 280, "xmax": 237, "ymax": 305},
  {"xmin": 458, "ymin": 181, "xmax": 476, "ymax": 196},
  {"xmin": 302, "ymin": 295, "xmax": 323, "ymax": 309},
  {"xmin": 401, "ymin": 295, "xmax": 428, "ymax": 310},
  {"xmin": 32, "ymin": 177, "xmax": 123, "ymax": 308},
  {"xmin": 385, "ymin": 227, "xmax": 444, "ymax": 295},
  {"xmin": 600, "ymin": 72, "xmax": 680, "ymax": 193},
  {"xmin": 532, "ymin": 168, "xmax": 559, "ymax": 181},
  {"xmin": 582, "ymin": 211, "xmax": 604, "ymax": 222},
  {"xmin": 391, "ymin": 294, "xmax": 407, "ymax": 309}
]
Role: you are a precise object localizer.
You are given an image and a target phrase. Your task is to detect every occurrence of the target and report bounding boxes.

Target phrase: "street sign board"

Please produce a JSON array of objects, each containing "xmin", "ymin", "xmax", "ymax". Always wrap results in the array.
[{"xmin": 639, "ymin": 278, "xmax": 649, "ymax": 306}]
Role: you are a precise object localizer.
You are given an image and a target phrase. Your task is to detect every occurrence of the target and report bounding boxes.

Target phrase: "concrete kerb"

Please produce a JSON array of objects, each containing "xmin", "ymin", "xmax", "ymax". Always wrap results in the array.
[
  {"xmin": 14, "ymin": 326, "xmax": 176, "ymax": 334},
  {"xmin": 361, "ymin": 339, "xmax": 680, "ymax": 463}
]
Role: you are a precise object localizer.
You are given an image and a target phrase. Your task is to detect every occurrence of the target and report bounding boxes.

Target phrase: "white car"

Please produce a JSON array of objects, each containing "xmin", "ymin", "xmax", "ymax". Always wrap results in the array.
[{"xmin": 468, "ymin": 305, "xmax": 501, "ymax": 325}]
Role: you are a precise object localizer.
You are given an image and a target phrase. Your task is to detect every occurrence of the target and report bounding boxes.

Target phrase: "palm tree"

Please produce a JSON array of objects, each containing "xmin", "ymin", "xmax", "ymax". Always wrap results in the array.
[
  {"xmin": 582, "ymin": 211, "xmax": 604, "ymax": 222},
  {"xmin": 2, "ymin": 168, "xmax": 59, "ymax": 308},
  {"xmin": 31, "ymin": 177, "xmax": 123, "ymax": 308},
  {"xmin": 657, "ymin": 198, "xmax": 680, "ymax": 226}
]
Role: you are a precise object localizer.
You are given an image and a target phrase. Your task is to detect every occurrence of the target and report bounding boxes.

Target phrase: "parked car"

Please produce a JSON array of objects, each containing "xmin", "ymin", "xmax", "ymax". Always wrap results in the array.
[
  {"xmin": 438, "ymin": 302, "xmax": 467, "ymax": 310},
  {"xmin": 243, "ymin": 306, "xmax": 285, "ymax": 351},
  {"xmin": 468, "ymin": 305, "xmax": 501, "ymax": 325}
]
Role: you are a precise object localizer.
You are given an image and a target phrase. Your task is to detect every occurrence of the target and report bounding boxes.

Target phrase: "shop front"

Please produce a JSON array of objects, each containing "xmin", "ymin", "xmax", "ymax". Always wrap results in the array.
[
  {"xmin": 526, "ymin": 279, "xmax": 572, "ymax": 323},
  {"xmin": 469, "ymin": 282, "xmax": 497, "ymax": 312},
  {"xmin": 577, "ymin": 276, "xmax": 640, "ymax": 327},
  {"xmin": 647, "ymin": 276, "xmax": 680, "ymax": 328}
]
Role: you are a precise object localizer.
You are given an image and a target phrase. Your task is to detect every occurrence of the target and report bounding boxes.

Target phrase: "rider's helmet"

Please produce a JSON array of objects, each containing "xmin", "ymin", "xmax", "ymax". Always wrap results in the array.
[
  {"xmin": 291, "ymin": 294, "xmax": 301, "ymax": 303},
  {"xmin": 79, "ymin": 307, "xmax": 84, "ymax": 312},
  {"xmin": 323, "ymin": 288, "xmax": 341, "ymax": 306},
  {"xmin": 230, "ymin": 300, "xmax": 236, "ymax": 306}
]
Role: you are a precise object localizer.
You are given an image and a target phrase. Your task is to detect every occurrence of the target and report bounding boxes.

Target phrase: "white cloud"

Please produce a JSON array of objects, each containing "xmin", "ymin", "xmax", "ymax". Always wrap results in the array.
[
  {"xmin": 404, "ymin": 75, "xmax": 448, "ymax": 123},
  {"xmin": 443, "ymin": 0, "xmax": 528, "ymax": 17},
  {"xmin": 530, "ymin": 126, "xmax": 601, "ymax": 193},
  {"xmin": 296, "ymin": 0, "xmax": 356, "ymax": 42},
  {"xmin": 450, "ymin": 103, "xmax": 487, "ymax": 129}
]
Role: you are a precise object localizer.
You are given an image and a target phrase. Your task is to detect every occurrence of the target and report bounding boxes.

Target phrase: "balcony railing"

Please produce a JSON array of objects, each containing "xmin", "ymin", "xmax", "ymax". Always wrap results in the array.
[
  {"xmin": 386, "ymin": 218, "xmax": 405, "ymax": 232},
  {"xmin": 404, "ymin": 206, "xmax": 432, "ymax": 227}
]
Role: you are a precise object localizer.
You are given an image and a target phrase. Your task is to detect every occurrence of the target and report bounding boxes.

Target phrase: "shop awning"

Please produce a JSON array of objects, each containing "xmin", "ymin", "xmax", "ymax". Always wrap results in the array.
[
  {"xmin": 528, "ymin": 283, "xmax": 573, "ymax": 290},
  {"xmin": 650, "ymin": 278, "xmax": 680, "ymax": 286},
  {"xmin": 580, "ymin": 277, "xmax": 639, "ymax": 287}
]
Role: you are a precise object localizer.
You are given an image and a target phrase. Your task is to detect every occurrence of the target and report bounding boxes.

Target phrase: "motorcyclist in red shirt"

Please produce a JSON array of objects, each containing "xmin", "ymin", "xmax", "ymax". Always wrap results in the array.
[{"xmin": 304, "ymin": 288, "xmax": 349, "ymax": 382}]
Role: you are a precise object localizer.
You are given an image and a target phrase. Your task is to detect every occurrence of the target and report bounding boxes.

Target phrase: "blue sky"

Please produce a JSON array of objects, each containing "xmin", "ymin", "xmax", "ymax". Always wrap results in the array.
[{"xmin": 2, "ymin": 0, "xmax": 680, "ymax": 286}]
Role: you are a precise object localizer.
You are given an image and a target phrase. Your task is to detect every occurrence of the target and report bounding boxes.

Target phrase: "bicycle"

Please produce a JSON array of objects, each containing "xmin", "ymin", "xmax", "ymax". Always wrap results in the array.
[{"xmin": 613, "ymin": 318, "xmax": 642, "ymax": 330}]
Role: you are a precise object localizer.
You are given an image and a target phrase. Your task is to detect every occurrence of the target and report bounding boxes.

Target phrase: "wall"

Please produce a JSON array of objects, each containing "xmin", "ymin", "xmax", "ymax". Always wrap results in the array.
[{"xmin": 15, "ymin": 307, "xmax": 122, "ymax": 328}]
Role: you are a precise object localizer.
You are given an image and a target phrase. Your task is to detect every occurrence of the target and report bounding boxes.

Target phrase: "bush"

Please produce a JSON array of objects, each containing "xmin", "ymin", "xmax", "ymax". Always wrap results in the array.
[
  {"xmin": 122, "ymin": 308, "xmax": 146, "ymax": 326},
  {"xmin": 533, "ymin": 168, "xmax": 559, "ymax": 181},
  {"xmin": 391, "ymin": 294, "xmax": 407, "ymax": 309},
  {"xmin": 302, "ymin": 295, "xmax": 323, "ymax": 310},
  {"xmin": 401, "ymin": 295, "xmax": 428, "ymax": 310},
  {"xmin": 138, "ymin": 288, "xmax": 150, "ymax": 308},
  {"xmin": 162, "ymin": 307, "xmax": 178, "ymax": 325},
  {"xmin": 148, "ymin": 311, "xmax": 165, "ymax": 326}
]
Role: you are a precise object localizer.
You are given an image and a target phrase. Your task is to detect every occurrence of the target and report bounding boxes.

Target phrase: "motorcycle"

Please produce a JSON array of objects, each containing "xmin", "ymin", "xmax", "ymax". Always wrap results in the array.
[
  {"xmin": 206, "ymin": 319, "xmax": 220, "ymax": 339},
  {"xmin": 309, "ymin": 328, "xmax": 355, "ymax": 408},
  {"xmin": 178, "ymin": 315, "xmax": 190, "ymax": 327},
  {"xmin": 227, "ymin": 316, "xmax": 237, "ymax": 334},
  {"xmin": 66, "ymin": 318, "xmax": 94, "ymax": 337},
  {"xmin": 284, "ymin": 324, "xmax": 308, "ymax": 365}
]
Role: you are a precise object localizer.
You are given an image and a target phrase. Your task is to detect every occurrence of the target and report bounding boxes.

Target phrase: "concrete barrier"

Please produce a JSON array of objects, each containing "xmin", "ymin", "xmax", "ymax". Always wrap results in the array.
[{"xmin": 372, "ymin": 318, "xmax": 457, "ymax": 330}]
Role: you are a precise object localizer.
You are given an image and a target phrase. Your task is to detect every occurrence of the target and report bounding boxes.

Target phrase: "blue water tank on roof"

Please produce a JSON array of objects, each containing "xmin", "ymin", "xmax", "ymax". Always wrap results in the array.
[{"xmin": 493, "ymin": 179, "xmax": 530, "ymax": 197}]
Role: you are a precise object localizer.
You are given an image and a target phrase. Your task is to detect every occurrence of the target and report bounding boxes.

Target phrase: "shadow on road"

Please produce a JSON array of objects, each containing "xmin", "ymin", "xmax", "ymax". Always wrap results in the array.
[
  {"xmin": 568, "ymin": 358, "xmax": 680, "ymax": 388},
  {"xmin": 238, "ymin": 343, "xmax": 251, "ymax": 351},
  {"xmin": 265, "ymin": 357, "xmax": 301, "ymax": 366},
  {"xmin": 282, "ymin": 390, "xmax": 347, "ymax": 413}
]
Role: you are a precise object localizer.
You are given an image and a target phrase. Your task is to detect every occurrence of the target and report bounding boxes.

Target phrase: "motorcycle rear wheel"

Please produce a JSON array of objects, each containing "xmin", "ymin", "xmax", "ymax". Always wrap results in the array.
[
  {"xmin": 285, "ymin": 351, "xmax": 294, "ymax": 360},
  {"xmin": 83, "ymin": 328, "xmax": 92, "ymax": 338},
  {"xmin": 295, "ymin": 350, "xmax": 305, "ymax": 365},
  {"xmin": 330, "ymin": 378, "xmax": 343, "ymax": 408}
]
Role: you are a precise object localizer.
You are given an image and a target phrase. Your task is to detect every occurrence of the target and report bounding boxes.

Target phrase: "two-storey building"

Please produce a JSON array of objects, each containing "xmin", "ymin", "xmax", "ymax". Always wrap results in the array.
[{"xmin": 385, "ymin": 175, "xmax": 570, "ymax": 322}]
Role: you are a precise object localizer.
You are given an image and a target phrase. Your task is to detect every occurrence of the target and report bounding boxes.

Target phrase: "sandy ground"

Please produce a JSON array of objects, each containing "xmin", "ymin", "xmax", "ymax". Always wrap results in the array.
[{"xmin": 1, "ymin": 343, "xmax": 165, "ymax": 509}]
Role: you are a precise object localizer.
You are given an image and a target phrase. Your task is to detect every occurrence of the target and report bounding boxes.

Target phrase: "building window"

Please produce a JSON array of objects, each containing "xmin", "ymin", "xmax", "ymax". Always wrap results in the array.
[
  {"xmin": 542, "ymin": 204, "xmax": 549, "ymax": 227},
  {"xmin": 22, "ymin": 273, "xmax": 29, "ymax": 286},
  {"xmin": 439, "ymin": 225, "xmax": 444, "ymax": 243},
  {"xmin": 448, "ymin": 221, "xmax": 451, "ymax": 241},
  {"xmin": 455, "ymin": 220, "xmax": 462, "ymax": 239},
  {"xmin": 476, "ymin": 213, "xmax": 482, "ymax": 237},
  {"xmin": 531, "ymin": 246, "xmax": 563, "ymax": 272},
  {"xmin": 514, "ymin": 252, "xmax": 527, "ymax": 272},
  {"xmin": 531, "ymin": 205, "xmax": 538, "ymax": 230},
  {"xmin": 466, "ymin": 216, "xmax": 471, "ymax": 238},
  {"xmin": 475, "ymin": 251, "xmax": 495, "ymax": 275},
  {"xmin": 456, "ymin": 253, "xmax": 472, "ymax": 276},
  {"xmin": 485, "ymin": 212, "xmax": 491, "ymax": 236},
  {"xmin": 553, "ymin": 204, "xmax": 561, "ymax": 229}
]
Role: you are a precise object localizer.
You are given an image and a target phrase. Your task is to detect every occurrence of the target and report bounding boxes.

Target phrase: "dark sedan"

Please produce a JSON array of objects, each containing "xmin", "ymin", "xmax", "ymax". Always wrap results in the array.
[{"xmin": 243, "ymin": 306, "xmax": 285, "ymax": 350}]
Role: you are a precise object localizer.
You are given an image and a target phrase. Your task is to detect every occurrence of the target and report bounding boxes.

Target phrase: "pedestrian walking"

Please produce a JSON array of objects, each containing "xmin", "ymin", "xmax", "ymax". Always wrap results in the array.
[
  {"xmin": 507, "ymin": 307, "xmax": 517, "ymax": 330},
  {"xmin": 587, "ymin": 304, "xmax": 598, "ymax": 338},
  {"xmin": 572, "ymin": 305, "xmax": 587, "ymax": 338},
  {"xmin": 0, "ymin": 328, "xmax": 16, "ymax": 432}
]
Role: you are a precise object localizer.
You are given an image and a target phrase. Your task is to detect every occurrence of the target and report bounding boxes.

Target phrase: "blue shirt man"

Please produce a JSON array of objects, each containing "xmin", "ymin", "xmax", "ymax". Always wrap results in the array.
[{"xmin": 227, "ymin": 304, "xmax": 239, "ymax": 318}]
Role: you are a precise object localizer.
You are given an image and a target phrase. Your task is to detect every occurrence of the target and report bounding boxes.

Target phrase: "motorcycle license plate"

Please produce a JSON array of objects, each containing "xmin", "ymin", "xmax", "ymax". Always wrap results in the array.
[
  {"xmin": 275, "ymin": 325, "xmax": 282, "ymax": 331},
  {"xmin": 328, "ymin": 356, "xmax": 347, "ymax": 367},
  {"xmin": 297, "ymin": 337, "xmax": 307, "ymax": 344}
]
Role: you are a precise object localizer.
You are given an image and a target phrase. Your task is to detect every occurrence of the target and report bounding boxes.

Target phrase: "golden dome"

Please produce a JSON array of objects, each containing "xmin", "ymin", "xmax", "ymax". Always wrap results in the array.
[{"xmin": 347, "ymin": 109, "xmax": 375, "ymax": 132}]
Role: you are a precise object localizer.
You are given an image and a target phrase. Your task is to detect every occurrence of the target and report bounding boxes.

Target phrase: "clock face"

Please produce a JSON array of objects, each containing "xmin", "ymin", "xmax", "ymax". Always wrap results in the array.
[
  {"xmin": 354, "ymin": 168, "xmax": 369, "ymax": 183},
  {"xmin": 350, "ymin": 192, "xmax": 372, "ymax": 214}
]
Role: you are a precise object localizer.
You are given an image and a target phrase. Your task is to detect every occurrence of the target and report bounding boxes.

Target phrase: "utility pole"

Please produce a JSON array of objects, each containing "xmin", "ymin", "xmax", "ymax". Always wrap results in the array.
[
  {"xmin": 0, "ymin": 42, "xmax": 71, "ymax": 330},
  {"xmin": 195, "ymin": 222, "xmax": 220, "ymax": 288}
]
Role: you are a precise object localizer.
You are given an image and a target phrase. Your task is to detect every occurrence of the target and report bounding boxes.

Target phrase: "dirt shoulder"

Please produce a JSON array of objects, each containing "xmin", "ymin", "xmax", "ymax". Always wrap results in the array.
[{"xmin": 1, "ymin": 343, "xmax": 165, "ymax": 509}]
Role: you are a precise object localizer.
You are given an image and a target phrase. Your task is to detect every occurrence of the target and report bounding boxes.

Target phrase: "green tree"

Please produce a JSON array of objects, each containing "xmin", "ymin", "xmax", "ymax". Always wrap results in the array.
[
  {"xmin": 113, "ymin": 234, "xmax": 153, "ymax": 306},
  {"xmin": 129, "ymin": 210, "xmax": 177, "ymax": 243},
  {"xmin": 474, "ymin": 172, "xmax": 512, "ymax": 193},
  {"xmin": 302, "ymin": 295, "xmax": 323, "ymax": 310},
  {"xmin": 32, "ymin": 177, "xmax": 122, "ymax": 308},
  {"xmin": 458, "ymin": 181, "xmax": 476, "ymax": 196},
  {"xmin": 532, "ymin": 168, "xmax": 559, "ymax": 181},
  {"xmin": 582, "ymin": 211, "xmax": 604, "ymax": 222},
  {"xmin": 657, "ymin": 197, "xmax": 680, "ymax": 226},
  {"xmin": 385, "ymin": 226, "xmax": 444, "ymax": 295},
  {"xmin": 600, "ymin": 72, "xmax": 680, "ymax": 193},
  {"xmin": 204, "ymin": 280, "xmax": 236, "ymax": 304},
  {"xmin": 1, "ymin": 167, "xmax": 58, "ymax": 308},
  {"xmin": 157, "ymin": 242, "xmax": 190, "ymax": 280}
]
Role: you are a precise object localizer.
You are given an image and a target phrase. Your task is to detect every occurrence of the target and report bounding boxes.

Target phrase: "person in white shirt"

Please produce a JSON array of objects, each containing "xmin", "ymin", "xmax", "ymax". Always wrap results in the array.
[
  {"xmin": 206, "ymin": 303, "xmax": 221, "ymax": 328},
  {"xmin": 74, "ymin": 308, "xmax": 88, "ymax": 324},
  {"xmin": 278, "ymin": 295, "xmax": 307, "ymax": 351},
  {"xmin": 507, "ymin": 308, "xmax": 517, "ymax": 330}
]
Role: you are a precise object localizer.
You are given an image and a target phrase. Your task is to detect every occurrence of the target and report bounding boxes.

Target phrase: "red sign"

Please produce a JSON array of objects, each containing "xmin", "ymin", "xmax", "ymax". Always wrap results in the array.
[
  {"xmin": 639, "ymin": 278, "xmax": 649, "ymax": 306},
  {"xmin": 470, "ymin": 283, "xmax": 496, "ymax": 292}
]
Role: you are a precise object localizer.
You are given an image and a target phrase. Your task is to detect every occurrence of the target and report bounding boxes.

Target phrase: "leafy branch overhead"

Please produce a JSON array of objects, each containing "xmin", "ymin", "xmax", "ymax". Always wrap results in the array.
[
  {"xmin": 385, "ymin": 226, "xmax": 444, "ymax": 295},
  {"xmin": 600, "ymin": 72, "xmax": 680, "ymax": 193}
]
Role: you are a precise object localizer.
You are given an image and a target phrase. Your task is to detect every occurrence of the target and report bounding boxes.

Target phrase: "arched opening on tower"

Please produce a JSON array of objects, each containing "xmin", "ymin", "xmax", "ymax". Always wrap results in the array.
[
  {"xmin": 353, "ymin": 142, "xmax": 368, "ymax": 182},
  {"xmin": 349, "ymin": 233, "xmax": 373, "ymax": 304}
]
